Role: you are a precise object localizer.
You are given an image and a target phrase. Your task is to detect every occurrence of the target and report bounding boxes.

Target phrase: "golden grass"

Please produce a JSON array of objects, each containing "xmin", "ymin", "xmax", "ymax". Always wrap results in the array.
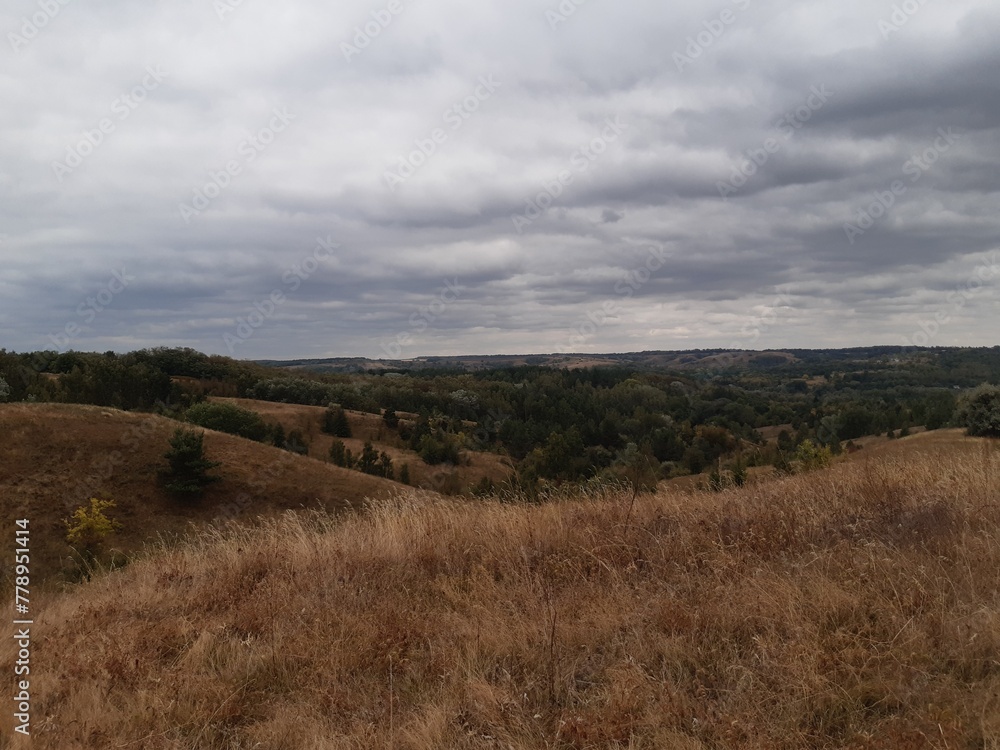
[{"xmin": 3, "ymin": 432, "xmax": 1000, "ymax": 749}]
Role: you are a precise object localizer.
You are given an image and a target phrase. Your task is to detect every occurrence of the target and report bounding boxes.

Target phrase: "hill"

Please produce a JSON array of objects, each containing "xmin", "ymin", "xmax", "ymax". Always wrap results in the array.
[
  {"xmin": 0, "ymin": 403, "xmax": 404, "ymax": 587},
  {"xmin": 208, "ymin": 397, "xmax": 512, "ymax": 494},
  {"xmin": 3, "ymin": 431, "xmax": 999, "ymax": 748}
]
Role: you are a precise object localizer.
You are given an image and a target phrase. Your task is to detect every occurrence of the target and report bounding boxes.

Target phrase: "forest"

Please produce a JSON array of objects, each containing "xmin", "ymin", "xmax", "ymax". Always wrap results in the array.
[{"xmin": 1, "ymin": 345, "xmax": 998, "ymax": 490}]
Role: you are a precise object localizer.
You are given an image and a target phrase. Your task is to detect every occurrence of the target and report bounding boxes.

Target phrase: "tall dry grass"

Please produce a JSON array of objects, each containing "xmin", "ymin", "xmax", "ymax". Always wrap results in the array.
[{"xmin": 3, "ymin": 435, "xmax": 1000, "ymax": 749}]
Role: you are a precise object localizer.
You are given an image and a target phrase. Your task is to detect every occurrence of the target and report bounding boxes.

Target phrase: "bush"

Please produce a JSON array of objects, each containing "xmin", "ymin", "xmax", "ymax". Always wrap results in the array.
[
  {"xmin": 65, "ymin": 498, "xmax": 122, "ymax": 570},
  {"xmin": 793, "ymin": 439, "xmax": 832, "ymax": 472},
  {"xmin": 185, "ymin": 402, "xmax": 269, "ymax": 442},
  {"xmin": 382, "ymin": 407, "xmax": 399, "ymax": 429},
  {"xmin": 160, "ymin": 428, "xmax": 222, "ymax": 496},
  {"xmin": 957, "ymin": 384, "xmax": 1000, "ymax": 438}
]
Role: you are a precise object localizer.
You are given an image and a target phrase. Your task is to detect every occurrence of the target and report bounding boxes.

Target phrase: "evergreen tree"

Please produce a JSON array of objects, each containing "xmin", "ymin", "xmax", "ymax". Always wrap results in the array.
[
  {"xmin": 382, "ymin": 407, "xmax": 399, "ymax": 429},
  {"xmin": 323, "ymin": 406, "xmax": 352, "ymax": 437},
  {"xmin": 160, "ymin": 429, "xmax": 222, "ymax": 497}
]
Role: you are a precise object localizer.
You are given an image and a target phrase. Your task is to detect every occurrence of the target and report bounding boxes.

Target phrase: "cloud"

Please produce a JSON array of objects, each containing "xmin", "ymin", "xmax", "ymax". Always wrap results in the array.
[{"xmin": 0, "ymin": 0, "xmax": 997, "ymax": 358}]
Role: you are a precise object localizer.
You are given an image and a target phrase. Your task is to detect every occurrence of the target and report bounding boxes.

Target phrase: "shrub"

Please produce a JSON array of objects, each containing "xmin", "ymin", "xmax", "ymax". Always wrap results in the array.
[
  {"xmin": 160, "ymin": 428, "xmax": 222, "ymax": 496},
  {"xmin": 793, "ymin": 439, "xmax": 832, "ymax": 472},
  {"xmin": 957, "ymin": 384, "xmax": 1000, "ymax": 438},
  {"xmin": 382, "ymin": 407, "xmax": 399, "ymax": 429},
  {"xmin": 185, "ymin": 402, "xmax": 269, "ymax": 442},
  {"xmin": 398, "ymin": 463, "xmax": 411, "ymax": 484},
  {"xmin": 65, "ymin": 498, "xmax": 122, "ymax": 568}
]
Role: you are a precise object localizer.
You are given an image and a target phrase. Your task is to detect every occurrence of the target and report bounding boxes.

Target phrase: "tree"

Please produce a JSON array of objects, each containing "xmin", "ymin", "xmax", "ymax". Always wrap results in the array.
[
  {"xmin": 357, "ymin": 441, "xmax": 380, "ymax": 475},
  {"xmin": 65, "ymin": 497, "xmax": 122, "ymax": 570},
  {"xmin": 329, "ymin": 439, "xmax": 355, "ymax": 468},
  {"xmin": 793, "ymin": 439, "xmax": 832, "ymax": 472},
  {"xmin": 382, "ymin": 407, "xmax": 399, "ymax": 429},
  {"xmin": 286, "ymin": 429, "xmax": 309, "ymax": 455},
  {"xmin": 185, "ymin": 402, "xmax": 269, "ymax": 442},
  {"xmin": 377, "ymin": 451, "xmax": 394, "ymax": 479},
  {"xmin": 160, "ymin": 429, "xmax": 222, "ymax": 496},
  {"xmin": 398, "ymin": 463, "xmax": 411, "ymax": 485},
  {"xmin": 323, "ymin": 406, "xmax": 352, "ymax": 437},
  {"xmin": 957, "ymin": 384, "xmax": 1000, "ymax": 438},
  {"xmin": 0, "ymin": 375, "xmax": 10, "ymax": 402}
]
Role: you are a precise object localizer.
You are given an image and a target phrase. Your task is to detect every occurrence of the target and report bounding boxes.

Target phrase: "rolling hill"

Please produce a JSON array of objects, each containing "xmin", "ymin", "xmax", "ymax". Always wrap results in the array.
[
  {"xmin": 2, "ymin": 430, "xmax": 998, "ymax": 748},
  {"xmin": 0, "ymin": 403, "xmax": 406, "ymax": 588}
]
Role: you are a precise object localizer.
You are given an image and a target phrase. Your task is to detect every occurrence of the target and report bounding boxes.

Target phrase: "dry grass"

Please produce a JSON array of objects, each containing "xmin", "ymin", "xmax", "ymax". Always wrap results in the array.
[
  {"xmin": 2, "ymin": 432, "xmax": 1000, "ymax": 749},
  {"xmin": 0, "ymin": 403, "xmax": 403, "ymax": 587}
]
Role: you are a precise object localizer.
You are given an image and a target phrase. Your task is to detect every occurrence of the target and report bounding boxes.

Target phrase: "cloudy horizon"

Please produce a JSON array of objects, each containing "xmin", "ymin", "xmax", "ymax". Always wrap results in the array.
[{"xmin": 1, "ymin": 0, "xmax": 998, "ymax": 360}]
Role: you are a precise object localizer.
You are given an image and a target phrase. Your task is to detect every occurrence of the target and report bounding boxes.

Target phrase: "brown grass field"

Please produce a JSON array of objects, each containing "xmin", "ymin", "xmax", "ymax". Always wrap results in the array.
[
  {"xmin": 2, "ymin": 429, "xmax": 999, "ymax": 748},
  {"xmin": 0, "ymin": 403, "xmax": 404, "ymax": 587}
]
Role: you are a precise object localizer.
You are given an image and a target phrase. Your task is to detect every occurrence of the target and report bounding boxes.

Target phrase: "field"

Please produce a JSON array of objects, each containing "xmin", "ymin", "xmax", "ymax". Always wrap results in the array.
[
  {"xmin": 0, "ymin": 403, "xmax": 404, "ymax": 586},
  {"xmin": 3, "ymin": 430, "xmax": 999, "ymax": 748}
]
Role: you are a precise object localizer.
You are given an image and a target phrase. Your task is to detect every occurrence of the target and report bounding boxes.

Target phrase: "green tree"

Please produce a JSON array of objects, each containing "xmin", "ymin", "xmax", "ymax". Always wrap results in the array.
[
  {"xmin": 377, "ymin": 451, "xmax": 394, "ymax": 479},
  {"xmin": 0, "ymin": 375, "xmax": 10, "ymax": 402},
  {"xmin": 323, "ymin": 406, "xmax": 352, "ymax": 437},
  {"xmin": 382, "ymin": 407, "xmax": 399, "ymax": 429},
  {"xmin": 329, "ymin": 439, "xmax": 354, "ymax": 468},
  {"xmin": 957, "ymin": 384, "xmax": 1000, "ymax": 438},
  {"xmin": 358, "ymin": 441, "xmax": 380, "ymax": 474},
  {"xmin": 793, "ymin": 439, "xmax": 832, "ymax": 472},
  {"xmin": 185, "ymin": 402, "xmax": 269, "ymax": 441},
  {"xmin": 398, "ymin": 463, "xmax": 411, "ymax": 485},
  {"xmin": 160, "ymin": 428, "xmax": 222, "ymax": 496}
]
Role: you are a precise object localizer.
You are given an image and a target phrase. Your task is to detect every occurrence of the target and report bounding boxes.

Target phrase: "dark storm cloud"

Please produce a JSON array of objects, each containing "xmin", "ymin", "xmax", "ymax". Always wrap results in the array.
[{"xmin": 0, "ymin": 0, "xmax": 997, "ymax": 358}]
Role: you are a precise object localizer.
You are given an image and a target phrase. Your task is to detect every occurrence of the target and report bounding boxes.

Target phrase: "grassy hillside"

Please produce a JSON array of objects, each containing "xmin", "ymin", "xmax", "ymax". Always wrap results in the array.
[
  {"xmin": 3, "ymin": 431, "xmax": 999, "ymax": 748},
  {"xmin": 0, "ymin": 403, "xmax": 404, "ymax": 587},
  {"xmin": 210, "ymin": 397, "xmax": 512, "ymax": 493}
]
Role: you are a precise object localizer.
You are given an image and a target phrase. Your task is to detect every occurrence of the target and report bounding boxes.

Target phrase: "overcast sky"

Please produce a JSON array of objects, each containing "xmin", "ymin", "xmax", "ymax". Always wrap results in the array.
[{"xmin": 1, "ymin": 0, "xmax": 998, "ymax": 360}]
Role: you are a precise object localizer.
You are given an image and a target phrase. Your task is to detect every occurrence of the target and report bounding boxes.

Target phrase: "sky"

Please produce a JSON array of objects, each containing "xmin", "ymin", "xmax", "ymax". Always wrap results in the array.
[{"xmin": 1, "ymin": 0, "xmax": 998, "ymax": 360}]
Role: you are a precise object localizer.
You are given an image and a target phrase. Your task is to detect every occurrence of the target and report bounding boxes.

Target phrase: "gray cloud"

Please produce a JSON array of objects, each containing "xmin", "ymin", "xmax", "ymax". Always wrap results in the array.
[{"xmin": 1, "ymin": 0, "xmax": 998, "ymax": 359}]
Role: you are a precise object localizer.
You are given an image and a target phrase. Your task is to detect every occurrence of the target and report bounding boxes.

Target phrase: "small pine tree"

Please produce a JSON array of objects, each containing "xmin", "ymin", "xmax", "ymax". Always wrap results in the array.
[
  {"xmin": 358, "ymin": 441, "xmax": 379, "ymax": 475},
  {"xmin": 382, "ymin": 407, "xmax": 399, "ymax": 429},
  {"xmin": 323, "ymin": 406, "xmax": 352, "ymax": 437},
  {"xmin": 0, "ymin": 376, "xmax": 10, "ymax": 402},
  {"xmin": 329, "ymin": 439, "xmax": 348, "ymax": 467},
  {"xmin": 398, "ymin": 463, "xmax": 411, "ymax": 485},
  {"xmin": 160, "ymin": 428, "xmax": 222, "ymax": 497},
  {"xmin": 377, "ymin": 451, "xmax": 394, "ymax": 479}
]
